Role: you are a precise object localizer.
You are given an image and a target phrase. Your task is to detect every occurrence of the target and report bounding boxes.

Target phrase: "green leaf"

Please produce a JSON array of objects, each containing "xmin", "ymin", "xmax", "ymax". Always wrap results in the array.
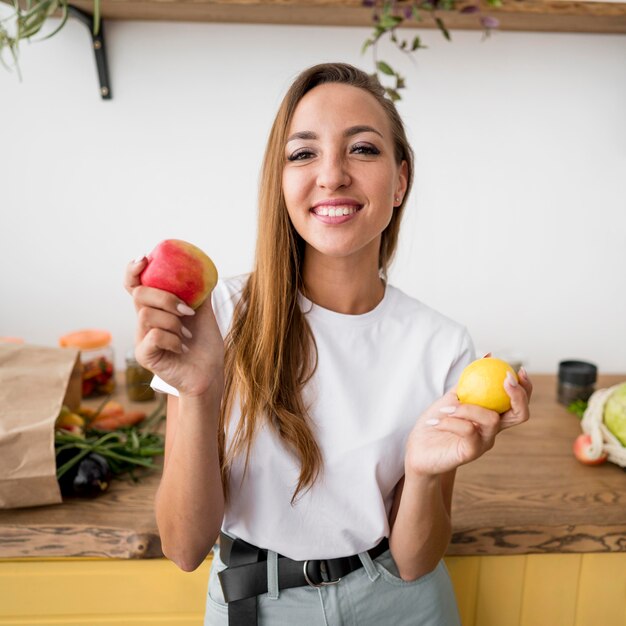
[
  {"xmin": 567, "ymin": 399, "xmax": 588, "ymax": 419},
  {"xmin": 385, "ymin": 87, "xmax": 401, "ymax": 102},
  {"xmin": 376, "ymin": 60, "xmax": 395, "ymax": 76},
  {"xmin": 435, "ymin": 17, "xmax": 451, "ymax": 41},
  {"xmin": 412, "ymin": 6, "xmax": 422, "ymax": 21},
  {"xmin": 396, "ymin": 75, "xmax": 406, "ymax": 90},
  {"xmin": 411, "ymin": 35, "xmax": 423, "ymax": 51},
  {"xmin": 379, "ymin": 14, "xmax": 402, "ymax": 30},
  {"xmin": 36, "ymin": 2, "xmax": 69, "ymax": 42},
  {"xmin": 361, "ymin": 38, "xmax": 374, "ymax": 55},
  {"xmin": 373, "ymin": 25, "xmax": 386, "ymax": 39}
]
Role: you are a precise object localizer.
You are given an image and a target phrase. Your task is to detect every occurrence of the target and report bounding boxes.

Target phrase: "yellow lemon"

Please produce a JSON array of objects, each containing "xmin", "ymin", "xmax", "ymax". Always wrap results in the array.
[{"xmin": 457, "ymin": 357, "xmax": 518, "ymax": 414}]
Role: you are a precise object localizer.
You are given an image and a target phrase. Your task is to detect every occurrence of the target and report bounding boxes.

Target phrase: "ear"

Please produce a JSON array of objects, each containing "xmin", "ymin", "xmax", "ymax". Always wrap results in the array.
[{"xmin": 394, "ymin": 160, "xmax": 409, "ymax": 206}]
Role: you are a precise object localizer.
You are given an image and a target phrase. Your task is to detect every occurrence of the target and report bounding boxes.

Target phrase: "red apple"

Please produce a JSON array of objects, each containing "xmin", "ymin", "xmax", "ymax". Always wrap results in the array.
[
  {"xmin": 572, "ymin": 433, "xmax": 608, "ymax": 466},
  {"xmin": 139, "ymin": 239, "xmax": 218, "ymax": 309}
]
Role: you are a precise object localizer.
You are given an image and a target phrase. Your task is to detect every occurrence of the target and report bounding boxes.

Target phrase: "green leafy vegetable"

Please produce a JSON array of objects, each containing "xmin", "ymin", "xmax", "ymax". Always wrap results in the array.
[
  {"xmin": 567, "ymin": 399, "xmax": 588, "ymax": 419},
  {"xmin": 55, "ymin": 398, "xmax": 165, "ymax": 483}
]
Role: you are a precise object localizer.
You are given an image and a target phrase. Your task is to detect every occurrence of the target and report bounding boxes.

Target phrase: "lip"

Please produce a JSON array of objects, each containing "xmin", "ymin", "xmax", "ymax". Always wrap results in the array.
[{"xmin": 311, "ymin": 197, "xmax": 362, "ymax": 209}]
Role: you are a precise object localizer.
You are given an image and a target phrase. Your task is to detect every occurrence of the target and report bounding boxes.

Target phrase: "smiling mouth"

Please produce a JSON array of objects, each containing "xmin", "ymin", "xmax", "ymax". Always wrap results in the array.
[{"xmin": 310, "ymin": 205, "xmax": 362, "ymax": 217}]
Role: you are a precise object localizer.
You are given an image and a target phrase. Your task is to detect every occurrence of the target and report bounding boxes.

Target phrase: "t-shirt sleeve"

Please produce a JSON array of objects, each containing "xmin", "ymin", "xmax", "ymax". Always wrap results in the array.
[
  {"xmin": 151, "ymin": 374, "xmax": 180, "ymax": 397},
  {"xmin": 444, "ymin": 328, "xmax": 476, "ymax": 393}
]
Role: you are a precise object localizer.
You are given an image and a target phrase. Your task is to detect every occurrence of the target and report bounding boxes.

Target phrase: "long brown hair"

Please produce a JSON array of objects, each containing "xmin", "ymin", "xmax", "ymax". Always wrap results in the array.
[{"xmin": 219, "ymin": 63, "xmax": 414, "ymax": 502}]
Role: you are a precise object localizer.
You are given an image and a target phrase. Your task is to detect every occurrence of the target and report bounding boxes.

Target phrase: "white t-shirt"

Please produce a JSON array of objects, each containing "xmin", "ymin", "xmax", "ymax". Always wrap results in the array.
[{"xmin": 153, "ymin": 275, "xmax": 475, "ymax": 560}]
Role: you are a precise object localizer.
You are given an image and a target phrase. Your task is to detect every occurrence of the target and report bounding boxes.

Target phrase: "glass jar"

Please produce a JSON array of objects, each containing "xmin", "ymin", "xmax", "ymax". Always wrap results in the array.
[
  {"xmin": 59, "ymin": 329, "xmax": 115, "ymax": 398},
  {"xmin": 557, "ymin": 360, "xmax": 597, "ymax": 406},
  {"xmin": 125, "ymin": 351, "xmax": 155, "ymax": 402}
]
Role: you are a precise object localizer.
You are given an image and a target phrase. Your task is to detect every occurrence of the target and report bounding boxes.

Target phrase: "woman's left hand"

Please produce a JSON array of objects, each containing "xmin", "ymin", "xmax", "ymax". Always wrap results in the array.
[{"xmin": 404, "ymin": 369, "xmax": 533, "ymax": 477}]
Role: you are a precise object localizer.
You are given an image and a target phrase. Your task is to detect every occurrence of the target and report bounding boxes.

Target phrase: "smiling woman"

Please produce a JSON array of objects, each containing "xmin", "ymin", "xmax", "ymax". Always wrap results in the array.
[
  {"xmin": 124, "ymin": 61, "xmax": 531, "ymax": 626},
  {"xmin": 282, "ymin": 83, "xmax": 408, "ymax": 280}
]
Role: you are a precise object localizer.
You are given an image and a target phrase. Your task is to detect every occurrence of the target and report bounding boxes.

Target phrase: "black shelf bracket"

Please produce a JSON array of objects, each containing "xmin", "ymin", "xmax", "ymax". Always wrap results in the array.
[{"xmin": 68, "ymin": 5, "xmax": 112, "ymax": 100}]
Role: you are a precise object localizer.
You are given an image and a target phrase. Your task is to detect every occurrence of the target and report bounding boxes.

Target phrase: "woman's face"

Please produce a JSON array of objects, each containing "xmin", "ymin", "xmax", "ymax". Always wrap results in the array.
[{"xmin": 282, "ymin": 83, "xmax": 408, "ymax": 266}]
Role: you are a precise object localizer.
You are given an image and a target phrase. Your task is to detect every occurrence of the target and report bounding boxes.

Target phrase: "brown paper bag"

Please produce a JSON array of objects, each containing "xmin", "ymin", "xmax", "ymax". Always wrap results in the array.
[{"xmin": 0, "ymin": 344, "xmax": 81, "ymax": 509}]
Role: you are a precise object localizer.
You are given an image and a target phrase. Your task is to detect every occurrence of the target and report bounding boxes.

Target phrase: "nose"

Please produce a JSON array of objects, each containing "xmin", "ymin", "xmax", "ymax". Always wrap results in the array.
[{"xmin": 316, "ymin": 153, "xmax": 351, "ymax": 191}]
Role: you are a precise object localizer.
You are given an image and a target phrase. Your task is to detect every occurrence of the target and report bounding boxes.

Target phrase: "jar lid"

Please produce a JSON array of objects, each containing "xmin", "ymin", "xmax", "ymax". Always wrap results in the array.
[
  {"xmin": 558, "ymin": 360, "xmax": 597, "ymax": 386},
  {"xmin": 59, "ymin": 329, "xmax": 112, "ymax": 350}
]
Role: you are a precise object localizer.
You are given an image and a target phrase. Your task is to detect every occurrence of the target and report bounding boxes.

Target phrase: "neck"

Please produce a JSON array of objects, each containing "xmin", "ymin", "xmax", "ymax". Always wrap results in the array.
[{"xmin": 301, "ymin": 246, "xmax": 385, "ymax": 315}]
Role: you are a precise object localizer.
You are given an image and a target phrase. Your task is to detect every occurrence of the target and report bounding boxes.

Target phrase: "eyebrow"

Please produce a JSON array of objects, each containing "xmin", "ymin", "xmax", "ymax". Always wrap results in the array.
[{"xmin": 286, "ymin": 125, "xmax": 384, "ymax": 143}]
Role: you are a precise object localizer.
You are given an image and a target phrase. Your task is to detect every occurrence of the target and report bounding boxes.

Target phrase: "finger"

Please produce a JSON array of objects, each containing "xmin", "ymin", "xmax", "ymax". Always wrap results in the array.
[
  {"xmin": 132, "ymin": 285, "xmax": 196, "ymax": 318},
  {"xmin": 440, "ymin": 388, "xmax": 459, "ymax": 404},
  {"xmin": 136, "ymin": 328, "xmax": 188, "ymax": 366},
  {"xmin": 428, "ymin": 415, "xmax": 481, "ymax": 443},
  {"xmin": 500, "ymin": 372, "xmax": 530, "ymax": 429},
  {"xmin": 440, "ymin": 403, "xmax": 501, "ymax": 440},
  {"xmin": 137, "ymin": 307, "xmax": 193, "ymax": 343},
  {"xmin": 124, "ymin": 256, "xmax": 148, "ymax": 294},
  {"xmin": 518, "ymin": 367, "xmax": 533, "ymax": 401}
]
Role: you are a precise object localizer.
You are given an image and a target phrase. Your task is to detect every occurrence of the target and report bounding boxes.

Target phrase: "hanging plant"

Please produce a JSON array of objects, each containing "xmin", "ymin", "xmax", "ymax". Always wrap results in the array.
[
  {"xmin": 363, "ymin": 0, "xmax": 502, "ymax": 101},
  {"xmin": 0, "ymin": 0, "xmax": 100, "ymax": 75},
  {"xmin": 1, "ymin": 0, "xmax": 499, "ymax": 92}
]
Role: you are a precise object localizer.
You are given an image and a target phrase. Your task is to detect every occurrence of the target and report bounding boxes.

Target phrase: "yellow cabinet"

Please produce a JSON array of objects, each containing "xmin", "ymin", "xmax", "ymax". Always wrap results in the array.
[{"xmin": 2, "ymin": 553, "xmax": 626, "ymax": 626}]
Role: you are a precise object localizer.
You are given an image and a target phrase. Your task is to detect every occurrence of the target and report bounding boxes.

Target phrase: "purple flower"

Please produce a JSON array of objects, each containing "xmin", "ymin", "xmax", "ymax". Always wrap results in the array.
[
  {"xmin": 404, "ymin": 6, "xmax": 413, "ymax": 18},
  {"xmin": 362, "ymin": 0, "xmax": 377, "ymax": 7},
  {"xmin": 481, "ymin": 15, "xmax": 500, "ymax": 29},
  {"xmin": 460, "ymin": 5, "xmax": 479, "ymax": 14}
]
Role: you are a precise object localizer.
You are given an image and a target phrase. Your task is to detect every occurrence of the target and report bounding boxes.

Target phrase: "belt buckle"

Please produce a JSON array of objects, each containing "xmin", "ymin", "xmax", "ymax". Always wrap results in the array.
[{"xmin": 303, "ymin": 559, "xmax": 341, "ymax": 587}]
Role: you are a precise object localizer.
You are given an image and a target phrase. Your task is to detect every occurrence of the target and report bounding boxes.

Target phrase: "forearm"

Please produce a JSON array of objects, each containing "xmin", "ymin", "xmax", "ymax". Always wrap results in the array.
[
  {"xmin": 388, "ymin": 472, "xmax": 451, "ymax": 581},
  {"xmin": 155, "ymin": 386, "xmax": 224, "ymax": 571}
]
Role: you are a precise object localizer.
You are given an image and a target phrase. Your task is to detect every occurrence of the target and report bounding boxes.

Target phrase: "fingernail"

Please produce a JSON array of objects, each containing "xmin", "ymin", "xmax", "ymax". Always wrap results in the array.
[
  {"xmin": 134, "ymin": 255, "xmax": 147, "ymax": 264},
  {"xmin": 482, "ymin": 352, "xmax": 492, "ymax": 358},
  {"xmin": 440, "ymin": 406, "xmax": 457, "ymax": 415},
  {"xmin": 181, "ymin": 326, "xmax": 193, "ymax": 339},
  {"xmin": 181, "ymin": 343, "xmax": 190, "ymax": 354},
  {"xmin": 426, "ymin": 418, "xmax": 440, "ymax": 426},
  {"xmin": 519, "ymin": 366, "xmax": 528, "ymax": 379},
  {"xmin": 505, "ymin": 371, "xmax": 518, "ymax": 387},
  {"xmin": 177, "ymin": 303, "xmax": 196, "ymax": 316}
]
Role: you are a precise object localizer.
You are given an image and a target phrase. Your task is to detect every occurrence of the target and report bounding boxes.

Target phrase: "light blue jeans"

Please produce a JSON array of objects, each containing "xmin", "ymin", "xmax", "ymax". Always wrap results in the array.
[{"xmin": 204, "ymin": 542, "xmax": 461, "ymax": 626}]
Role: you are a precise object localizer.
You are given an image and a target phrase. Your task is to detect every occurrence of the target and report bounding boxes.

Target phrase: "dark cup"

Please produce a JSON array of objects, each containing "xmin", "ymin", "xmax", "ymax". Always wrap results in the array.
[{"xmin": 557, "ymin": 360, "xmax": 597, "ymax": 406}]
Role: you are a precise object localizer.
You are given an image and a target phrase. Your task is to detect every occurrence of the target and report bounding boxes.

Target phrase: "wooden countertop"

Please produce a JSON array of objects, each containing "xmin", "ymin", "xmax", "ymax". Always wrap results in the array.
[
  {"xmin": 1, "ymin": 374, "xmax": 624, "ymax": 559},
  {"xmin": 450, "ymin": 373, "xmax": 626, "ymax": 556}
]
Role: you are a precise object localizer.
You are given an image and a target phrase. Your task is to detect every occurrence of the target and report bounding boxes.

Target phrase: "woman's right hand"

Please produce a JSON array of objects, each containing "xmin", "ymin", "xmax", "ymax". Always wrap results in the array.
[{"xmin": 124, "ymin": 257, "xmax": 225, "ymax": 398}]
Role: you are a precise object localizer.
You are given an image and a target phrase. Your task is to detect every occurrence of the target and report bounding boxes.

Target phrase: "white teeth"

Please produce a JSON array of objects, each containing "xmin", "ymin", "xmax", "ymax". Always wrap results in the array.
[{"xmin": 313, "ymin": 205, "xmax": 358, "ymax": 217}]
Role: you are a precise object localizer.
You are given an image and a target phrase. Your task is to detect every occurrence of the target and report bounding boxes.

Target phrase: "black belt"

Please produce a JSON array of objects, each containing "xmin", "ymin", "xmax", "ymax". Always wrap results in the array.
[{"xmin": 217, "ymin": 531, "xmax": 389, "ymax": 625}]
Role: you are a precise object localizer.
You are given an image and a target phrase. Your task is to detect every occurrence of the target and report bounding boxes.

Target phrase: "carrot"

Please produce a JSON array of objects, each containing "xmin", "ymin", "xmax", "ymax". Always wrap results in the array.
[
  {"xmin": 90, "ymin": 410, "xmax": 146, "ymax": 431},
  {"xmin": 98, "ymin": 401, "xmax": 125, "ymax": 418}
]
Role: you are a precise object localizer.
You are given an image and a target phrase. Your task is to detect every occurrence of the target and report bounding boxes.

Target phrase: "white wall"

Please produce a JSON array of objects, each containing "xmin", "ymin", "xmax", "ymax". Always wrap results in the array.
[{"xmin": 1, "ymin": 18, "xmax": 625, "ymax": 374}]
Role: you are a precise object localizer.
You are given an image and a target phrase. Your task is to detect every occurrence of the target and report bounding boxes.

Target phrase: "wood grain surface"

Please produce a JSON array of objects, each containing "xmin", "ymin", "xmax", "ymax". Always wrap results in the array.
[
  {"xmin": 1, "ymin": 374, "xmax": 624, "ymax": 558},
  {"xmin": 449, "ymin": 373, "xmax": 626, "ymax": 555},
  {"xmin": 64, "ymin": 0, "xmax": 626, "ymax": 34}
]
